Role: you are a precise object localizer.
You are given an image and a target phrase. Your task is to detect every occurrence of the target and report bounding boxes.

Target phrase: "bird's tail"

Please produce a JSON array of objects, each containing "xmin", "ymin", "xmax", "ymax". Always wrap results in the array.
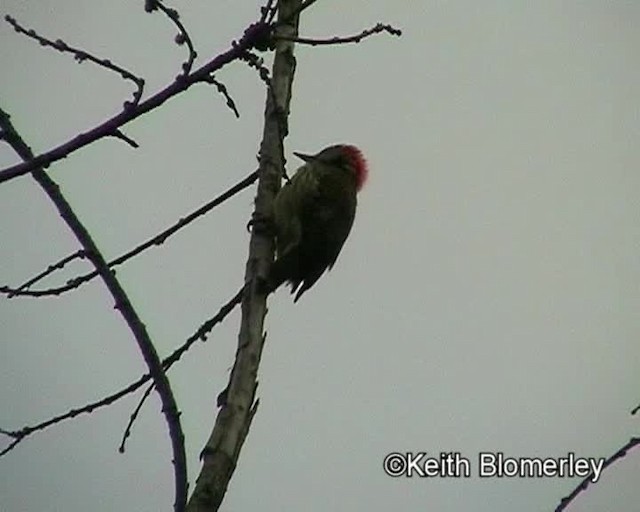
[
  {"xmin": 265, "ymin": 251, "xmax": 306, "ymax": 300},
  {"xmin": 265, "ymin": 255, "xmax": 289, "ymax": 295}
]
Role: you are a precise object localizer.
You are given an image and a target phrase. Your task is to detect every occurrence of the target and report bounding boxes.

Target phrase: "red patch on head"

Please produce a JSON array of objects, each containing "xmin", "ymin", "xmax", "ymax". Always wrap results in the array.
[{"xmin": 342, "ymin": 145, "xmax": 368, "ymax": 192}]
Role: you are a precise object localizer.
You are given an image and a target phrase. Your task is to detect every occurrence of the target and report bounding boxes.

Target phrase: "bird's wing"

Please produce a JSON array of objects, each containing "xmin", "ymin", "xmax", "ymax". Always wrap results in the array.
[
  {"xmin": 273, "ymin": 166, "xmax": 320, "ymax": 256},
  {"xmin": 323, "ymin": 195, "xmax": 356, "ymax": 270},
  {"xmin": 306, "ymin": 171, "xmax": 357, "ymax": 269}
]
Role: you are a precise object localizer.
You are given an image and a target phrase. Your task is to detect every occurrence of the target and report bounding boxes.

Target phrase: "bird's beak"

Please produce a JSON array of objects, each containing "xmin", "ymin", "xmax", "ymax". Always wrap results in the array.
[{"xmin": 293, "ymin": 151, "xmax": 314, "ymax": 163}]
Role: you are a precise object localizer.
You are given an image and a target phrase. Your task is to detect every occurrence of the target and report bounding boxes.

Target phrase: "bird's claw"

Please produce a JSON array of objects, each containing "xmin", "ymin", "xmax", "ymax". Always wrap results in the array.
[{"xmin": 246, "ymin": 212, "xmax": 275, "ymax": 235}]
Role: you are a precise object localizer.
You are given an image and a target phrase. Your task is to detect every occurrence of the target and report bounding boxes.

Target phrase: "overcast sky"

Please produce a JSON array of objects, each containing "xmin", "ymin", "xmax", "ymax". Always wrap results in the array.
[{"xmin": 1, "ymin": 1, "xmax": 639, "ymax": 511}]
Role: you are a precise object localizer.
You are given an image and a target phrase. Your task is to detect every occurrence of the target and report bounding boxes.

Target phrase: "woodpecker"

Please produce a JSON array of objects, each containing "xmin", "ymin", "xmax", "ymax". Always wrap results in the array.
[{"xmin": 267, "ymin": 144, "xmax": 369, "ymax": 301}]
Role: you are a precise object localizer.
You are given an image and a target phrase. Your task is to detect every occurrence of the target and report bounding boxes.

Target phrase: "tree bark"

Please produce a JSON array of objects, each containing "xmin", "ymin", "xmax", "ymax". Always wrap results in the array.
[{"xmin": 186, "ymin": 1, "xmax": 302, "ymax": 510}]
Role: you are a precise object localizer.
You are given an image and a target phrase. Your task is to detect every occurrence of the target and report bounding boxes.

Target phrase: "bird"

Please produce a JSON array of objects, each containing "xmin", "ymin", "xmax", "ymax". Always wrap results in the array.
[{"xmin": 267, "ymin": 144, "xmax": 369, "ymax": 301}]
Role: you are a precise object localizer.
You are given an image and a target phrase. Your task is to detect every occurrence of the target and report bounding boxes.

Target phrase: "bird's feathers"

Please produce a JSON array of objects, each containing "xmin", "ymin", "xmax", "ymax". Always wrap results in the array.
[{"xmin": 269, "ymin": 145, "xmax": 364, "ymax": 301}]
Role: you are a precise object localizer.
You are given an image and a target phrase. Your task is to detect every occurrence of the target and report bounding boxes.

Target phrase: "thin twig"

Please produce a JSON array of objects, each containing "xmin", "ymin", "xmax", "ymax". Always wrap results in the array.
[
  {"xmin": 119, "ymin": 383, "xmax": 155, "ymax": 453},
  {"xmin": 5, "ymin": 15, "xmax": 145, "ymax": 107},
  {"xmin": 155, "ymin": 1, "xmax": 198, "ymax": 75},
  {"xmin": 240, "ymin": 51, "xmax": 272, "ymax": 86},
  {"xmin": 0, "ymin": 171, "xmax": 258, "ymax": 298},
  {"xmin": 0, "ymin": 285, "xmax": 244, "ymax": 457},
  {"xmin": 0, "ymin": 21, "xmax": 271, "ymax": 185},
  {"xmin": 111, "ymin": 129, "xmax": 140, "ymax": 148},
  {"xmin": 202, "ymin": 75, "xmax": 240, "ymax": 117},
  {"xmin": 555, "ymin": 437, "xmax": 640, "ymax": 511},
  {"xmin": 5, "ymin": 250, "xmax": 86, "ymax": 297},
  {"xmin": 120, "ymin": 285, "xmax": 246, "ymax": 452},
  {"xmin": 260, "ymin": 0, "xmax": 278, "ymax": 24},
  {"xmin": 1, "ymin": 370, "xmax": 150, "ymax": 457},
  {"xmin": 277, "ymin": 22, "xmax": 402, "ymax": 46}
]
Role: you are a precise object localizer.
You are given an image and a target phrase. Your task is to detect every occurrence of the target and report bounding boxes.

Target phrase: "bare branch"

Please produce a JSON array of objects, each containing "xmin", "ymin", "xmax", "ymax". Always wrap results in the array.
[
  {"xmin": 154, "ymin": 1, "xmax": 198, "ymax": 75},
  {"xmin": 260, "ymin": 0, "xmax": 278, "ymax": 24},
  {"xmin": 0, "ymin": 21, "xmax": 272, "ymax": 185},
  {"xmin": 0, "ymin": 108, "xmax": 188, "ymax": 512},
  {"xmin": 1, "ymin": 286, "xmax": 243, "ymax": 458},
  {"xmin": 202, "ymin": 75, "xmax": 241, "ymax": 118},
  {"xmin": 0, "ymin": 171, "xmax": 258, "ymax": 298},
  {"xmin": 4, "ymin": 250, "xmax": 86, "ymax": 297},
  {"xmin": 4, "ymin": 15, "xmax": 145, "ymax": 107},
  {"xmin": 1, "ymin": 369, "xmax": 150, "ymax": 457},
  {"xmin": 120, "ymin": 284, "xmax": 246, "ymax": 453},
  {"xmin": 119, "ymin": 383, "xmax": 155, "ymax": 453},
  {"xmin": 240, "ymin": 50, "xmax": 272, "ymax": 86},
  {"xmin": 160, "ymin": 285, "xmax": 245, "ymax": 367},
  {"xmin": 555, "ymin": 437, "xmax": 640, "ymax": 511},
  {"xmin": 278, "ymin": 22, "xmax": 402, "ymax": 46}
]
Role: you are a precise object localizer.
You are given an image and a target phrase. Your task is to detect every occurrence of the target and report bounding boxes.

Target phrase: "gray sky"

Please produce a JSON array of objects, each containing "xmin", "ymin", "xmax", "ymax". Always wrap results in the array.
[{"xmin": 1, "ymin": 1, "xmax": 639, "ymax": 511}]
